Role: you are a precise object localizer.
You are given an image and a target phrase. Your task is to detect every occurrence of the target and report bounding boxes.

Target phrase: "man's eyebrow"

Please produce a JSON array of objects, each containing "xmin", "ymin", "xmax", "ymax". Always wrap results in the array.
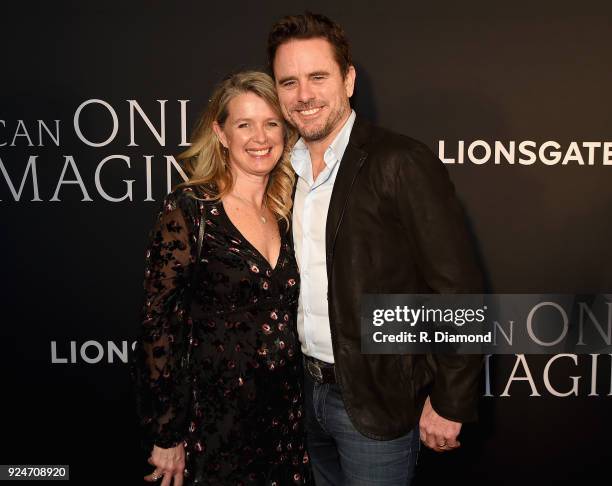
[
  {"xmin": 277, "ymin": 75, "xmax": 297, "ymax": 85},
  {"xmin": 277, "ymin": 71, "xmax": 331, "ymax": 85}
]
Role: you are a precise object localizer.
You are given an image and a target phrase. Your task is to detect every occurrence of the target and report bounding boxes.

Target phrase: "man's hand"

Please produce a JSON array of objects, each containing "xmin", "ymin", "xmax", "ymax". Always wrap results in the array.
[
  {"xmin": 144, "ymin": 443, "xmax": 185, "ymax": 486},
  {"xmin": 419, "ymin": 396, "xmax": 462, "ymax": 453}
]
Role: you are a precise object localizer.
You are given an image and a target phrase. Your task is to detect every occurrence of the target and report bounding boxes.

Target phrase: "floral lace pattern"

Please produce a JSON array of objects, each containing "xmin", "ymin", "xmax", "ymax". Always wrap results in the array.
[{"xmin": 132, "ymin": 187, "xmax": 310, "ymax": 485}]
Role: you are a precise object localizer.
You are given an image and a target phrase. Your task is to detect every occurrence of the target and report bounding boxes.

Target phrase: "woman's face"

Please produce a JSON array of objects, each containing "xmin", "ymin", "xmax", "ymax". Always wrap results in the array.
[{"xmin": 214, "ymin": 92, "xmax": 285, "ymax": 179}]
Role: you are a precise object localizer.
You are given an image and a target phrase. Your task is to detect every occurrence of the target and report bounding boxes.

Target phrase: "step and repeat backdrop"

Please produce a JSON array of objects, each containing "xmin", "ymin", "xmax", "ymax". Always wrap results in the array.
[{"xmin": 1, "ymin": 1, "xmax": 611, "ymax": 484}]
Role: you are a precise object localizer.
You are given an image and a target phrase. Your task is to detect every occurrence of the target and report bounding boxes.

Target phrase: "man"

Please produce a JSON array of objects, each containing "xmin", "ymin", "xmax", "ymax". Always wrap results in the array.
[{"xmin": 268, "ymin": 12, "xmax": 483, "ymax": 485}]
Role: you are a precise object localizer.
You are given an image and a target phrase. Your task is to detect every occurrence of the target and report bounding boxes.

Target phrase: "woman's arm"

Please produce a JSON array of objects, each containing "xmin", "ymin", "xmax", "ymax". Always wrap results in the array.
[{"xmin": 133, "ymin": 192, "xmax": 197, "ymax": 449}]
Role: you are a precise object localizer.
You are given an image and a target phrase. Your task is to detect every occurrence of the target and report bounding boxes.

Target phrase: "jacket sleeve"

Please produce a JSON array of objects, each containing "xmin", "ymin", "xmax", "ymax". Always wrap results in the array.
[
  {"xmin": 394, "ymin": 140, "xmax": 483, "ymax": 423},
  {"xmin": 132, "ymin": 191, "xmax": 196, "ymax": 448}
]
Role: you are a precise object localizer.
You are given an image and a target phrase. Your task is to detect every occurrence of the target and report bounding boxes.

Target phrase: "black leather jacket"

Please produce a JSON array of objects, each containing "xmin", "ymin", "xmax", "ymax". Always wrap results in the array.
[{"xmin": 324, "ymin": 117, "xmax": 483, "ymax": 440}]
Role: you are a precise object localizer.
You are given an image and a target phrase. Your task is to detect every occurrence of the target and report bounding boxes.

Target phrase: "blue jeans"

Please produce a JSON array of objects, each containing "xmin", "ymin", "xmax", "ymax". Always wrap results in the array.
[{"xmin": 304, "ymin": 371, "xmax": 420, "ymax": 485}]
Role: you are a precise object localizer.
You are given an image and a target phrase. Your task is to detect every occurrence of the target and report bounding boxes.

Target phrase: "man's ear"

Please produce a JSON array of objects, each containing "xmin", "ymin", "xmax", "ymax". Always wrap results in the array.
[
  {"xmin": 344, "ymin": 65, "xmax": 356, "ymax": 98},
  {"xmin": 212, "ymin": 121, "xmax": 228, "ymax": 148}
]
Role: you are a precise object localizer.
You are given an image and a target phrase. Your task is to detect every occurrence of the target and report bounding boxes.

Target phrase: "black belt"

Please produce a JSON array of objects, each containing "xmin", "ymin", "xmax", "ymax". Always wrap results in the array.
[{"xmin": 304, "ymin": 355, "xmax": 336, "ymax": 384}]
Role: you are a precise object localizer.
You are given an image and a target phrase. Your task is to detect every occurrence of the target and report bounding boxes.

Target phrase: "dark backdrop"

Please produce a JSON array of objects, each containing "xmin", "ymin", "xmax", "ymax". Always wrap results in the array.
[{"xmin": 1, "ymin": 1, "xmax": 611, "ymax": 484}]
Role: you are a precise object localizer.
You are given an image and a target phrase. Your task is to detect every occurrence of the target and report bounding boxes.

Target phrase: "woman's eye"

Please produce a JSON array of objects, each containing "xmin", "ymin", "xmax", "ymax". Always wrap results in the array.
[{"xmin": 268, "ymin": 121, "xmax": 280, "ymax": 127}]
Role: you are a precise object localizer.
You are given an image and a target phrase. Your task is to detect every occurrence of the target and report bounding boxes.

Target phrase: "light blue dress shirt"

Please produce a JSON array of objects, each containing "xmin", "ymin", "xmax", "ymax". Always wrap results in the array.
[{"xmin": 291, "ymin": 110, "xmax": 356, "ymax": 363}]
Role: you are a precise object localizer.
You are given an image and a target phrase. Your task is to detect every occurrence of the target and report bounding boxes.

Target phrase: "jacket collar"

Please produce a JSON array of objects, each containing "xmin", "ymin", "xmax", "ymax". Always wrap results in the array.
[{"xmin": 325, "ymin": 116, "xmax": 372, "ymax": 260}]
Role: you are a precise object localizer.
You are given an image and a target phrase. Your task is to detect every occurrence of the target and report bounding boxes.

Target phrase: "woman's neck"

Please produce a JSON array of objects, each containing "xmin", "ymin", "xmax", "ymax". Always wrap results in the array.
[{"xmin": 228, "ymin": 173, "xmax": 269, "ymax": 209}]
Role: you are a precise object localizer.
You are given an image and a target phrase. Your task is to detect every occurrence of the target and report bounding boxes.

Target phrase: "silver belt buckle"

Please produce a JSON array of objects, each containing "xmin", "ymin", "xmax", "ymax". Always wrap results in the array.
[{"xmin": 307, "ymin": 359, "xmax": 323, "ymax": 382}]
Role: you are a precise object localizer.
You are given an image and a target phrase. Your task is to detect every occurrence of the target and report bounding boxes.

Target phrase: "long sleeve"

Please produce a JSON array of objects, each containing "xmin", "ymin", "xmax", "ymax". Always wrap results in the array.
[
  {"xmin": 395, "ymin": 141, "xmax": 483, "ymax": 423},
  {"xmin": 132, "ymin": 192, "xmax": 196, "ymax": 448}
]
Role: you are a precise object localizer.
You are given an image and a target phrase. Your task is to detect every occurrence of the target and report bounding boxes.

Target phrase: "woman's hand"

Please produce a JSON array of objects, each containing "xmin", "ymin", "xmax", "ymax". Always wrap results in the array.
[{"xmin": 144, "ymin": 443, "xmax": 186, "ymax": 486}]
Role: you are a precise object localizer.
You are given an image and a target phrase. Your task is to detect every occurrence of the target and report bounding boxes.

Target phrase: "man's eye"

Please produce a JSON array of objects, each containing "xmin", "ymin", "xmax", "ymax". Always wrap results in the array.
[
  {"xmin": 238, "ymin": 123, "xmax": 249, "ymax": 128},
  {"xmin": 313, "ymin": 75, "xmax": 325, "ymax": 81},
  {"xmin": 281, "ymin": 81, "xmax": 296, "ymax": 88}
]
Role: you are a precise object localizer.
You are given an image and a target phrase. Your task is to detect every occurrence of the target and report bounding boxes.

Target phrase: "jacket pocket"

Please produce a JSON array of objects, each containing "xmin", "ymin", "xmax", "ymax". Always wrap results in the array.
[
  {"xmin": 411, "ymin": 355, "xmax": 435, "ymax": 395},
  {"xmin": 396, "ymin": 355, "xmax": 414, "ymax": 391}
]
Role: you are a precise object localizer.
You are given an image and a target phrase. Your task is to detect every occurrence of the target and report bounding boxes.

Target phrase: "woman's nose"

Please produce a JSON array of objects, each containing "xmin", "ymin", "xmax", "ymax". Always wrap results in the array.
[{"xmin": 252, "ymin": 125, "xmax": 268, "ymax": 144}]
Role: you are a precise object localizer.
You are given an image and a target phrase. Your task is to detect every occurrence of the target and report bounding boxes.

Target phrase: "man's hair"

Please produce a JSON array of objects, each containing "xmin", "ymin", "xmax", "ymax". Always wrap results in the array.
[{"xmin": 267, "ymin": 12, "xmax": 352, "ymax": 77}]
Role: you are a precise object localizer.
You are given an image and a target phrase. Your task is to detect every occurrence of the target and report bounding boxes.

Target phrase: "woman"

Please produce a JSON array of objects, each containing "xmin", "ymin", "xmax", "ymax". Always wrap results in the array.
[{"xmin": 132, "ymin": 71, "xmax": 309, "ymax": 485}]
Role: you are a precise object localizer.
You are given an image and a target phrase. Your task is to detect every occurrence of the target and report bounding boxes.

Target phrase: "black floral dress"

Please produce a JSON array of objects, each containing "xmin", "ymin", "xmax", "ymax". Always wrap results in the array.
[{"xmin": 132, "ymin": 186, "xmax": 310, "ymax": 485}]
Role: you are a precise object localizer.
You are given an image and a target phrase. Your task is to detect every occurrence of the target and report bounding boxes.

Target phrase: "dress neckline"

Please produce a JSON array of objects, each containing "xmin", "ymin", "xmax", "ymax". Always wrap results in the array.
[{"xmin": 217, "ymin": 201, "xmax": 283, "ymax": 272}]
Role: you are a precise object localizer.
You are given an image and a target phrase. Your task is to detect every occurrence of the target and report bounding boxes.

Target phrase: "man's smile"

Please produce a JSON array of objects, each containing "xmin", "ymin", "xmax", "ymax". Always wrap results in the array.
[{"xmin": 294, "ymin": 105, "xmax": 326, "ymax": 120}]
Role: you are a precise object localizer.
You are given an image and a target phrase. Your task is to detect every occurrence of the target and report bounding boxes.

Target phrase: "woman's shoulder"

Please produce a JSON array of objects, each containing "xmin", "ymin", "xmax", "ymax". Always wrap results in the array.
[
  {"xmin": 186, "ymin": 183, "xmax": 219, "ymax": 202},
  {"xmin": 162, "ymin": 184, "xmax": 218, "ymax": 213}
]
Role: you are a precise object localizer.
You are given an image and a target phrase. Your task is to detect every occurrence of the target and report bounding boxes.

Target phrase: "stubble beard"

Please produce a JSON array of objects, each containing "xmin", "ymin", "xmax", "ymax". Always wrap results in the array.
[{"xmin": 292, "ymin": 102, "xmax": 349, "ymax": 143}]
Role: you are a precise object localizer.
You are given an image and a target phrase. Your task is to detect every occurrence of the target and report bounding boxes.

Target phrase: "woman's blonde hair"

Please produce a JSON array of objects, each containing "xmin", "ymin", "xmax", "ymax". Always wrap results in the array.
[{"xmin": 177, "ymin": 71, "xmax": 295, "ymax": 226}]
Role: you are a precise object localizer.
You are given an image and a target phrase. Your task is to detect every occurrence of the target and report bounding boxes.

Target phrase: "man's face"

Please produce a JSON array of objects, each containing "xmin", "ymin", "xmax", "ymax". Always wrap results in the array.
[{"xmin": 273, "ymin": 38, "xmax": 355, "ymax": 143}]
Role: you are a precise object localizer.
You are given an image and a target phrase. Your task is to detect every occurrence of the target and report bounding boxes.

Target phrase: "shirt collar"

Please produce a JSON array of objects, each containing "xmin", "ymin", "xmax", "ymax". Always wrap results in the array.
[{"xmin": 291, "ymin": 110, "xmax": 356, "ymax": 184}]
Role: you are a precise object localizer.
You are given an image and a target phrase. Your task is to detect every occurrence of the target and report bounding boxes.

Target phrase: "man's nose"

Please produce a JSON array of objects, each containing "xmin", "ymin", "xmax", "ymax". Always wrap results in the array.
[{"xmin": 296, "ymin": 82, "xmax": 315, "ymax": 103}]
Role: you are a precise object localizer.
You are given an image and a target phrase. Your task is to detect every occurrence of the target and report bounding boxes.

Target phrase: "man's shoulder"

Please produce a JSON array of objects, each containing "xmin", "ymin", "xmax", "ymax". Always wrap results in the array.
[
  {"xmin": 355, "ymin": 119, "xmax": 443, "ymax": 168},
  {"xmin": 353, "ymin": 118, "xmax": 437, "ymax": 165}
]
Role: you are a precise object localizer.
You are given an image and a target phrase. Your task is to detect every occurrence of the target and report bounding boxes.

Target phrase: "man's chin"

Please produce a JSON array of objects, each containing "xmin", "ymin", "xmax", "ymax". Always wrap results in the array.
[{"xmin": 296, "ymin": 124, "xmax": 331, "ymax": 143}]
